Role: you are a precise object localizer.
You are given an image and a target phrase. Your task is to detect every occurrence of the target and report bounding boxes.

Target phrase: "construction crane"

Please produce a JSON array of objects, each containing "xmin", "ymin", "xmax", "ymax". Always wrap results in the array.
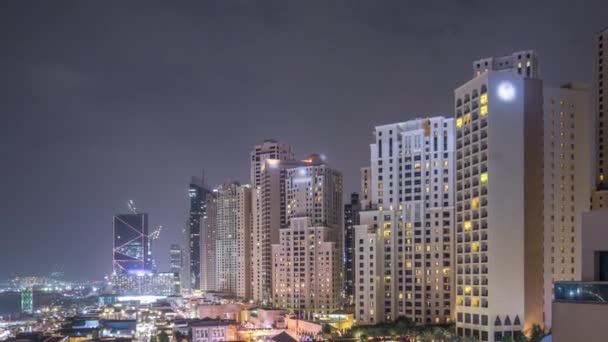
[
  {"xmin": 150, "ymin": 225, "xmax": 163, "ymax": 240},
  {"xmin": 149, "ymin": 225, "xmax": 163, "ymax": 272}
]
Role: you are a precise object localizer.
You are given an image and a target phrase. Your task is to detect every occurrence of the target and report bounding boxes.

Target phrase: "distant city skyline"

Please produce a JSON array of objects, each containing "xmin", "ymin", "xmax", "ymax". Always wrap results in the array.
[{"xmin": 1, "ymin": 1, "xmax": 608, "ymax": 280}]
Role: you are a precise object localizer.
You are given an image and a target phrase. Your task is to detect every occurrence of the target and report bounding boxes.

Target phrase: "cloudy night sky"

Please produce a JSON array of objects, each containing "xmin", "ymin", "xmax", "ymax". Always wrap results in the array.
[{"xmin": 1, "ymin": 0, "xmax": 606, "ymax": 280}]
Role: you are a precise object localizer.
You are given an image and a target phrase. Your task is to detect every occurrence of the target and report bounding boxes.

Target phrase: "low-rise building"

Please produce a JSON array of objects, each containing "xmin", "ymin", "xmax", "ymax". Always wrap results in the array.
[{"xmin": 189, "ymin": 319, "xmax": 239, "ymax": 342}]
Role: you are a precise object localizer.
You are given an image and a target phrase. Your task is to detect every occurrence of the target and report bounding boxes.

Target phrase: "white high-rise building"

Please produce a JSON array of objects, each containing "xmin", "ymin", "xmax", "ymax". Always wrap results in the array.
[
  {"xmin": 592, "ymin": 28, "xmax": 608, "ymax": 209},
  {"xmin": 454, "ymin": 59, "xmax": 544, "ymax": 341},
  {"xmin": 542, "ymin": 82, "xmax": 593, "ymax": 328},
  {"xmin": 215, "ymin": 181, "xmax": 252, "ymax": 296},
  {"xmin": 236, "ymin": 184, "xmax": 253, "ymax": 300},
  {"xmin": 272, "ymin": 154, "xmax": 343, "ymax": 313},
  {"xmin": 250, "ymin": 140, "xmax": 294, "ymax": 304},
  {"xmin": 354, "ymin": 117, "xmax": 455, "ymax": 326}
]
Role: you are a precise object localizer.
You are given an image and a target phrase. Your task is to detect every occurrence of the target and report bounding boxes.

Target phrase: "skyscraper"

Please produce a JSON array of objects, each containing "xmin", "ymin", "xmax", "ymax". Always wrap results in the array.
[
  {"xmin": 201, "ymin": 191, "xmax": 217, "ymax": 292},
  {"xmin": 250, "ymin": 140, "xmax": 295, "ymax": 304},
  {"xmin": 236, "ymin": 184, "xmax": 253, "ymax": 300},
  {"xmin": 170, "ymin": 244, "xmax": 183, "ymax": 274},
  {"xmin": 354, "ymin": 117, "xmax": 455, "ymax": 325},
  {"xmin": 542, "ymin": 83, "xmax": 593, "ymax": 328},
  {"xmin": 113, "ymin": 213, "xmax": 151, "ymax": 275},
  {"xmin": 186, "ymin": 176, "xmax": 215, "ymax": 292},
  {"xmin": 272, "ymin": 154, "xmax": 343, "ymax": 313},
  {"xmin": 215, "ymin": 181, "xmax": 245, "ymax": 295},
  {"xmin": 170, "ymin": 244, "xmax": 183, "ymax": 295},
  {"xmin": 592, "ymin": 28, "xmax": 608, "ymax": 209},
  {"xmin": 454, "ymin": 55, "xmax": 544, "ymax": 341},
  {"xmin": 344, "ymin": 193, "xmax": 361, "ymax": 306}
]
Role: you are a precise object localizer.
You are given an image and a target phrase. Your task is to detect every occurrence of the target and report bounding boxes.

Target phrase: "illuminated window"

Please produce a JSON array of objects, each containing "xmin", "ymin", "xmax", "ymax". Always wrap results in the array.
[
  {"xmin": 480, "ymin": 105, "xmax": 488, "ymax": 116},
  {"xmin": 464, "ymin": 221, "xmax": 472, "ymax": 231},
  {"xmin": 471, "ymin": 197, "xmax": 480, "ymax": 209},
  {"xmin": 480, "ymin": 93, "xmax": 488, "ymax": 105},
  {"xmin": 456, "ymin": 117, "xmax": 463, "ymax": 129},
  {"xmin": 471, "ymin": 242, "xmax": 480, "ymax": 253},
  {"xmin": 480, "ymin": 173, "xmax": 488, "ymax": 185},
  {"xmin": 383, "ymin": 230, "xmax": 391, "ymax": 238},
  {"xmin": 472, "ymin": 297, "xmax": 480, "ymax": 307},
  {"xmin": 463, "ymin": 113, "xmax": 472, "ymax": 125},
  {"xmin": 464, "ymin": 286, "xmax": 472, "ymax": 294}
]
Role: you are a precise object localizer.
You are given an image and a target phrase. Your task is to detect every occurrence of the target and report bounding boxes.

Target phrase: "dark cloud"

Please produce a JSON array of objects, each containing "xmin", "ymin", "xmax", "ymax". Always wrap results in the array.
[{"xmin": 1, "ymin": 0, "xmax": 607, "ymax": 280}]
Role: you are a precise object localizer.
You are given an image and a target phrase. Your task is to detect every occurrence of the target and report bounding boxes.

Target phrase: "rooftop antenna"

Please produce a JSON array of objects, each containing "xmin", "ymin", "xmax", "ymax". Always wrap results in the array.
[
  {"xmin": 201, "ymin": 169, "xmax": 207, "ymax": 187},
  {"xmin": 127, "ymin": 200, "xmax": 137, "ymax": 214}
]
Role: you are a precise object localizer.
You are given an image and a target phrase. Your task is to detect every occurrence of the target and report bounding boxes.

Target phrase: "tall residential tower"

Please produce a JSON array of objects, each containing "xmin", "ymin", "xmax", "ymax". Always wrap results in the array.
[
  {"xmin": 354, "ymin": 117, "xmax": 455, "ymax": 325},
  {"xmin": 454, "ymin": 54, "xmax": 544, "ymax": 341},
  {"xmin": 542, "ymin": 83, "xmax": 593, "ymax": 327},
  {"xmin": 272, "ymin": 154, "xmax": 344, "ymax": 314},
  {"xmin": 250, "ymin": 140, "xmax": 295, "ymax": 304}
]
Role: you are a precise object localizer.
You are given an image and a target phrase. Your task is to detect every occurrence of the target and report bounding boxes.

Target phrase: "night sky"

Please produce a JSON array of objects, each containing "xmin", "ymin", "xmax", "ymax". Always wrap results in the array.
[{"xmin": 1, "ymin": 1, "xmax": 606, "ymax": 280}]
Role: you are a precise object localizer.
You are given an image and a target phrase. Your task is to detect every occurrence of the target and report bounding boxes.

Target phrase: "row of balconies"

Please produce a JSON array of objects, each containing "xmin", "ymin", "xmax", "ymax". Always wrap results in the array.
[
  {"xmin": 456, "ymin": 232, "xmax": 488, "ymax": 243},
  {"xmin": 456, "ymin": 265, "xmax": 489, "ymax": 275},
  {"xmin": 456, "ymin": 254, "xmax": 489, "ymax": 264},
  {"xmin": 457, "ymin": 243, "xmax": 489, "ymax": 254},
  {"xmin": 458, "ymin": 209, "xmax": 489, "ymax": 221},
  {"xmin": 457, "ymin": 277, "xmax": 489, "ymax": 286}
]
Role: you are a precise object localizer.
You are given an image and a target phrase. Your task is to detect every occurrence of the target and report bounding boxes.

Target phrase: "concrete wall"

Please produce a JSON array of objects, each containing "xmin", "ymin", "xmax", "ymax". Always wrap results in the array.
[{"xmin": 552, "ymin": 301, "xmax": 608, "ymax": 342}]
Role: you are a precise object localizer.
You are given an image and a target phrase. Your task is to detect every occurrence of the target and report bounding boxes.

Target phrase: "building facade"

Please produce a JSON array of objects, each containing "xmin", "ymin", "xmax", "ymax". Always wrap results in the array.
[
  {"xmin": 201, "ymin": 192, "xmax": 217, "ymax": 292},
  {"xmin": 273, "ymin": 217, "xmax": 342, "ymax": 314},
  {"xmin": 354, "ymin": 117, "xmax": 455, "ymax": 326},
  {"xmin": 189, "ymin": 319, "xmax": 239, "ymax": 342},
  {"xmin": 215, "ymin": 182, "xmax": 240, "ymax": 294},
  {"xmin": 186, "ymin": 177, "xmax": 214, "ymax": 292},
  {"xmin": 250, "ymin": 140, "xmax": 295, "ymax": 304},
  {"xmin": 454, "ymin": 64, "xmax": 544, "ymax": 341},
  {"xmin": 344, "ymin": 193, "xmax": 361, "ymax": 306},
  {"xmin": 272, "ymin": 155, "xmax": 344, "ymax": 313},
  {"xmin": 170, "ymin": 244, "xmax": 183, "ymax": 294},
  {"xmin": 592, "ymin": 28, "xmax": 608, "ymax": 209},
  {"xmin": 113, "ymin": 213, "xmax": 150, "ymax": 275},
  {"xmin": 542, "ymin": 83, "xmax": 593, "ymax": 328},
  {"xmin": 109, "ymin": 272, "xmax": 176, "ymax": 296},
  {"xmin": 236, "ymin": 184, "xmax": 252, "ymax": 300},
  {"xmin": 360, "ymin": 167, "xmax": 372, "ymax": 210}
]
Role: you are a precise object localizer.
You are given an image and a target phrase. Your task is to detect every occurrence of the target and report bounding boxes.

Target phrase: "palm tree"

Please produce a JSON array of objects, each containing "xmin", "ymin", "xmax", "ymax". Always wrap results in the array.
[{"xmin": 527, "ymin": 324, "xmax": 547, "ymax": 342}]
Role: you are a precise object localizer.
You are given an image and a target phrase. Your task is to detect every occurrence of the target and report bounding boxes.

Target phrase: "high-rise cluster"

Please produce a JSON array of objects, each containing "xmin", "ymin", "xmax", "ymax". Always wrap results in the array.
[
  {"xmin": 122, "ymin": 25, "xmax": 608, "ymax": 342},
  {"xmin": 349, "ymin": 35, "xmax": 603, "ymax": 341}
]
